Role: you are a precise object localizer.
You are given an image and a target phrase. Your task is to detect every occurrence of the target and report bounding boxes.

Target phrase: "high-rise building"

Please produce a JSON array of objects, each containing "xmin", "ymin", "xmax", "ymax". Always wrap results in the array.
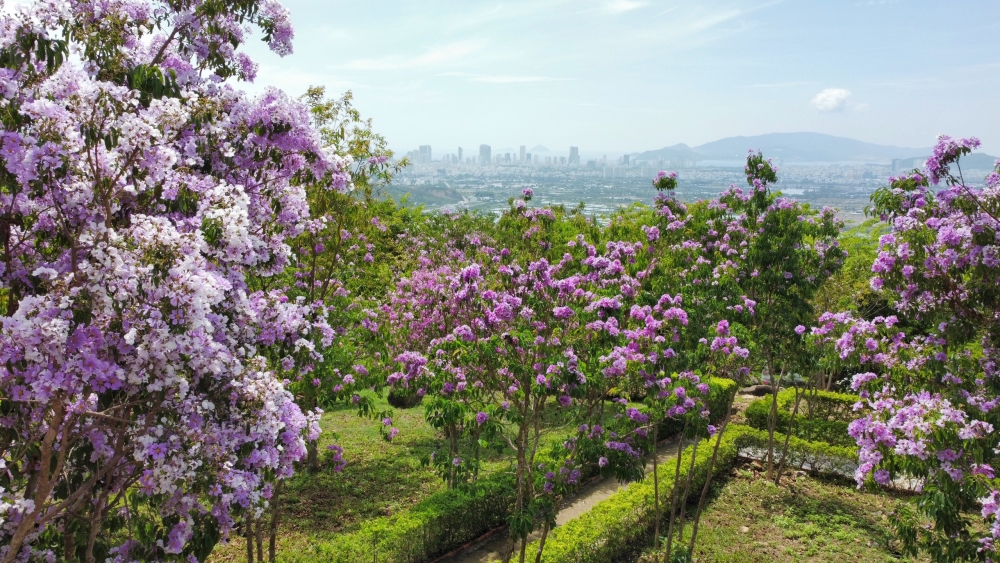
[
  {"xmin": 458, "ymin": 147, "xmax": 463, "ymax": 162},
  {"xmin": 479, "ymin": 144, "xmax": 491, "ymax": 166},
  {"xmin": 525, "ymin": 152, "xmax": 532, "ymax": 165},
  {"xmin": 622, "ymin": 154, "xmax": 630, "ymax": 166},
  {"xmin": 569, "ymin": 147, "xmax": 580, "ymax": 165},
  {"xmin": 419, "ymin": 145, "xmax": 432, "ymax": 164},
  {"xmin": 519, "ymin": 146, "xmax": 526, "ymax": 164}
]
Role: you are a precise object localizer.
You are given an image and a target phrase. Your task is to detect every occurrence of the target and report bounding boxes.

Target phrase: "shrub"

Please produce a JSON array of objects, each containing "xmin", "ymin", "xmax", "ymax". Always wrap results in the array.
[
  {"xmin": 285, "ymin": 378, "xmax": 736, "ymax": 562},
  {"xmin": 744, "ymin": 388, "xmax": 859, "ymax": 447},
  {"xmin": 528, "ymin": 425, "xmax": 858, "ymax": 563},
  {"xmin": 287, "ymin": 473, "xmax": 516, "ymax": 563}
]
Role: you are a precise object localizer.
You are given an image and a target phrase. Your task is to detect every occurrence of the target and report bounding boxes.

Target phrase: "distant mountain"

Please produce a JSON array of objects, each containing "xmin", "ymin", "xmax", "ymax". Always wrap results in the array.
[
  {"xmin": 686, "ymin": 132, "xmax": 931, "ymax": 163},
  {"xmin": 954, "ymin": 152, "xmax": 998, "ymax": 170},
  {"xmin": 632, "ymin": 143, "xmax": 699, "ymax": 162},
  {"xmin": 530, "ymin": 145, "xmax": 551, "ymax": 153}
]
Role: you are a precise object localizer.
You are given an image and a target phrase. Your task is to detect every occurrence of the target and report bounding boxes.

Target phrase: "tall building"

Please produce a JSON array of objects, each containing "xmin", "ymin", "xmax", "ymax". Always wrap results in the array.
[
  {"xmin": 622, "ymin": 154, "xmax": 630, "ymax": 166},
  {"xmin": 479, "ymin": 144, "xmax": 491, "ymax": 166},
  {"xmin": 419, "ymin": 145, "xmax": 432, "ymax": 164},
  {"xmin": 458, "ymin": 147, "xmax": 463, "ymax": 162},
  {"xmin": 569, "ymin": 146, "xmax": 580, "ymax": 165},
  {"xmin": 519, "ymin": 146, "xmax": 526, "ymax": 164},
  {"xmin": 525, "ymin": 152, "xmax": 532, "ymax": 165}
]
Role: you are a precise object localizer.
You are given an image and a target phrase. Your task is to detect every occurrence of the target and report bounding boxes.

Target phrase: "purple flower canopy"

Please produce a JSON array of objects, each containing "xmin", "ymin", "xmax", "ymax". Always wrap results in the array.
[{"xmin": 0, "ymin": 0, "xmax": 350, "ymax": 558}]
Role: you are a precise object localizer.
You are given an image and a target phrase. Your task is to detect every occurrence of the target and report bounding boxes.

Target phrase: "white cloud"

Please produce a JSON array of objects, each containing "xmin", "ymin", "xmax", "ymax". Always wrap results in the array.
[
  {"xmin": 470, "ymin": 76, "xmax": 568, "ymax": 83},
  {"xmin": 605, "ymin": 0, "xmax": 649, "ymax": 14},
  {"xmin": 338, "ymin": 41, "xmax": 485, "ymax": 71},
  {"xmin": 811, "ymin": 88, "xmax": 852, "ymax": 112}
]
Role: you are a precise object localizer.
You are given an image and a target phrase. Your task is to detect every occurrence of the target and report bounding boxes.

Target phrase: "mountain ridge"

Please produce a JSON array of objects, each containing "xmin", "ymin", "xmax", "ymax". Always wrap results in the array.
[{"xmin": 631, "ymin": 132, "xmax": 955, "ymax": 164}]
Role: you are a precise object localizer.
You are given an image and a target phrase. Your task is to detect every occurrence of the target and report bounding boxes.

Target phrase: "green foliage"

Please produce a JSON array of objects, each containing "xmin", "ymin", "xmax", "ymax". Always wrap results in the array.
[
  {"xmin": 734, "ymin": 426, "xmax": 859, "ymax": 475},
  {"xmin": 640, "ymin": 468, "xmax": 917, "ymax": 563},
  {"xmin": 269, "ymin": 380, "xmax": 736, "ymax": 562},
  {"xmin": 813, "ymin": 219, "xmax": 892, "ymax": 320},
  {"xmin": 528, "ymin": 425, "xmax": 860, "ymax": 563},
  {"xmin": 529, "ymin": 428, "xmax": 744, "ymax": 563},
  {"xmin": 744, "ymin": 388, "xmax": 859, "ymax": 447},
  {"xmin": 288, "ymin": 473, "xmax": 516, "ymax": 563}
]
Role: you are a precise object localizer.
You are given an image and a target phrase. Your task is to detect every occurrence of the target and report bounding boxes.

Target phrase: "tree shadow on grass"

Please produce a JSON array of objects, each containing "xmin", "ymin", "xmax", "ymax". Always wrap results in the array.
[
  {"xmin": 281, "ymin": 450, "xmax": 442, "ymax": 536},
  {"xmin": 760, "ymin": 473, "xmax": 913, "ymax": 557}
]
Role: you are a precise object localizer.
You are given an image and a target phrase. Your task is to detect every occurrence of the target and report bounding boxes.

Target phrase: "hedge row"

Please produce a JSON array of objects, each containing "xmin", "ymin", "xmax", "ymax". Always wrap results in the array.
[
  {"xmin": 528, "ymin": 425, "xmax": 859, "ymax": 563},
  {"xmin": 744, "ymin": 388, "xmax": 860, "ymax": 447},
  {"xmin": 279, "ymin": 472, "xmax": 515, "ymax": 563},
  {"xmin": 734, "ymin": 425, "xmax": 858, "ymax": 476},
  {"xmin": 279, "ymin": 378, "xmax": 737, "ymax": 563}
]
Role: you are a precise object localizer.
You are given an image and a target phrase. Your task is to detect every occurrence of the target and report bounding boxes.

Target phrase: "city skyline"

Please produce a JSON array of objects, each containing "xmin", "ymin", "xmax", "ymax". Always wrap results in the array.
[{"xmin": 395, "ymin": 131, "xmax": 994, "ymax": 169}]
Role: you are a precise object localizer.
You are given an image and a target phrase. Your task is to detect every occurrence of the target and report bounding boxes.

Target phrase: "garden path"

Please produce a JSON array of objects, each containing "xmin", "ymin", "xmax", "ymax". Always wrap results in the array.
[{"xmin": 436, "ymin": 436, "xmax": 685, "ymax": 563}]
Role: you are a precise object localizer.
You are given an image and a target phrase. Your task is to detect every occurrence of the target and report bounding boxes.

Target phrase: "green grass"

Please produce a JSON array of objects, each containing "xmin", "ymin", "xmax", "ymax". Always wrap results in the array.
[
  {"xmin": 209, "ymin": 396, "xmax": 580, "ymax": 562},
  {"xmin": 640, "ymin": 463, "xmax": 923, "ymax": 563},
  {"xmin": 211, "ymin": 398, "xmax": 443, "ymax": 561}
]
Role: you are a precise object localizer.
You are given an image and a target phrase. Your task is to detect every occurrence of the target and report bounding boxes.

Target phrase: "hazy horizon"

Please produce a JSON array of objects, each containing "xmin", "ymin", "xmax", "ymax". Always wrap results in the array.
[{"xmin": 237, "ymin": 1, "xmax": 1000, "ymax": 156}]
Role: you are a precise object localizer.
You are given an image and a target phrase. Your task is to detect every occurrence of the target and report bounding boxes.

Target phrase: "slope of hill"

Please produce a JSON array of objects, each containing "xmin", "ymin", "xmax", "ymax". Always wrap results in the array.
[
  {"xmin": 632, "ymin": 143, "xmax": 699, "ymax": 162},
  {"xmin": 953, "ymin": 152, "xmax": 999, "ymax": 170},
  {"xmin": 691, "ymin": 132, "xmax": 931, "ymax": 162}
]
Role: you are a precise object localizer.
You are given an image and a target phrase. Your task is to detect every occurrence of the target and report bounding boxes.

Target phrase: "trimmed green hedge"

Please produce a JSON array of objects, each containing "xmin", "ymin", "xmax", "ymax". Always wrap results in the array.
[
  {"xmin": 281, "ymin": 473, "xmax": 515, "ymax": 563},
  {"xmin": 744, "ymin": 388, "xmax": 859, "ymax": 447},
  {"xmin": 734, "ymin": 426, "xmax": 857, "ymax": 476},
  {"xmin": 280, "ymin": 378, "xmax": 737, "ymax": 563},
  {"xmin": 527, "ymin": 425, "xmax": 859, "ymax": 563}
]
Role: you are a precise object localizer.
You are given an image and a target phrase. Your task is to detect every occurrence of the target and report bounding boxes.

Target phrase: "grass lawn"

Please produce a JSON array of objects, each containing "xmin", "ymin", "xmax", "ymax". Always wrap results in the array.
[
  {"xmin": 640, "ymin": 461, "xmax": 923, "ymax": 563},
  {"xmin": 209, "ymin": 396, "xmax": 580, "ymax": 562},
  {"xmin": 210, "ymin": 397, "xmax": 443, "ymax": 562}
]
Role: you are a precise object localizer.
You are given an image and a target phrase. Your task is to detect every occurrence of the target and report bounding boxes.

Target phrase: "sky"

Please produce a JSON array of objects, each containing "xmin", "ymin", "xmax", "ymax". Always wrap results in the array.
[{"xmin": 241, "ymin": 0, "xmax": 1000, "ymax": 157}]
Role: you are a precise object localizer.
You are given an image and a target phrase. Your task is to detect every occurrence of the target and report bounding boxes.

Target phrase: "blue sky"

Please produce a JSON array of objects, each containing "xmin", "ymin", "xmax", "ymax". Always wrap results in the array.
[{"xmin": 243, "ymin": 0, "xmax": 1000, "ymax": 157}]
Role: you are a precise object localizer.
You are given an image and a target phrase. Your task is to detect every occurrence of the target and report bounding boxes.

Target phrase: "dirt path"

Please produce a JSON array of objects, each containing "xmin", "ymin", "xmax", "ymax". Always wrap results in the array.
[{"xmin": 438, "ymin": 436, "xmax": 685, "ymax": 563}]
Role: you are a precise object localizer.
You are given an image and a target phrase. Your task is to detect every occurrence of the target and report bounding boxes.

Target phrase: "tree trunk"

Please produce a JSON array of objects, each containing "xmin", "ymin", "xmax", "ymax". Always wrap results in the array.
[
  {"xmin": 2, "ymin": 402, "xmax": 68, "ymax": 563},
  {"xmin": 306, "ymin": 439, "xmax": 319, "ymax": 473},
  {"xmin": 64, "ymin": 518, "xmax": 76, "ymax": 562},
  {"xmin": 689, "ymin": 397, "xmax": 737, "ymax": 555},
  {"xmin": 503, "ymin": 402, "xmax": 531, "ymax": 563},
  {"xmin": 765, "ymin": 368, "xmax": 784, "ymax": 481},
  {"xmin": 676, "ymin": 438, "xmax": 700, "ymax": 545},
  {"xmin": 774, "ymin": 386, "xmax": 803, "ymax": 486},
  {"xmin": 533, "ymin": 522, "xmax": 550, "ymax": 563},
  {"xmin": 255, "ymin": 516, "xmax": 264, "ymax": 563},
  {"xmin": 652, "ymin": 425, "xmax": 661, "ymax": 562},
  {"xmin": 663, "ymin": 423, "xmax": 688, "ymax": 560},
  {"xmin": 246, "ymin": 515, "xmax": 255, "ymax": 563},
  {"xmin": 269, "ymin": 481, "xmax": 284, "ymax": 563}
]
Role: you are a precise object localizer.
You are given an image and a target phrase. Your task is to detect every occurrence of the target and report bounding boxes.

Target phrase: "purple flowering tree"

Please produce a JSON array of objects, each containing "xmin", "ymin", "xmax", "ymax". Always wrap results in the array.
[
  {"xmin": 0, "ymin": 1, "xmax": 348, "ymax": 561},
  {"xmin": 834, "ymin": 136, "xmax": 1000, "ymax": 561},
  {"xmin": 384, "ymin": 191, "xmax": 676, "ymax": 562},
  {"xmin": 646, "ymin": 155, "xmax": 844, "ymax": 482}
]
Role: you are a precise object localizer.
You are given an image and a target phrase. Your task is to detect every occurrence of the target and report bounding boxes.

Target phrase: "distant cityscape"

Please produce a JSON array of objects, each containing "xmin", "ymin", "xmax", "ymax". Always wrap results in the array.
[
  {"xmin": 404, "ymin": 144, "xmax": 683, "ymax": 172},
  {"xmin": 393, "ymin": 135, "xmax": 998, "ymax": 225}
]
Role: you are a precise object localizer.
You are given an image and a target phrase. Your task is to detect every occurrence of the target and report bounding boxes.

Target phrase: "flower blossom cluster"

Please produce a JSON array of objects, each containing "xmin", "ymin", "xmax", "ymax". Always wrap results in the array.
[{"xmin": 0, "ymin": 0, "xmax": 349, "ymax": 559}]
